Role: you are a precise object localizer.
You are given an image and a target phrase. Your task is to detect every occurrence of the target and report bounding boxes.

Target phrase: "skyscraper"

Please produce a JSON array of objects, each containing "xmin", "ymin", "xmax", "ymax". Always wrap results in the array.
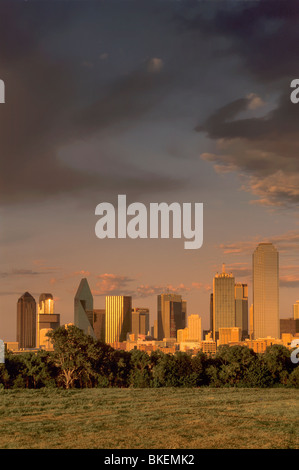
[
  {"xmin": 294, "ymin": 300, "xmax": 299, "ymax": 320},
  {"xmin": 235, "ymin": 283, "xmax": 248, "ymax": 340},
  {"xmin": 213, "ymin": 264, "xmax": 235, "ymax": 340},
  {"xmin": 17, "ymin": 292, "xmax": 36, "ymax": 349},
  {"xmin": 105, "ymin": 296, "xmax": 132, "ymax": 344},
  {"xmin": 157, "ymin": 293, "xmax": 186, "ymax": 340},
  {"xmin": 210, "ymin": 293, "xmax": 213, "ymax": 333},
  {"xmin": 93, "ymin": 309, "xmax": 106, "ymax": 342},
  {"xmin": 74, "ymin": 278, "xmax": 96, "ymax": 339},
  {"xmin": 37, "ymin": 293, "xmax": 60, "ymax": 348},
  {"xmin": 187, "ymin": 314, "xmax": 202, "ymax": 342},
  {"xmin": 132, "ymin": 308, "xmax": 150, "ymax": 339},
  {"xmin": 253, "ymin": 242, "xmax": 279, "ymax": 339},
  {"xmin": 249, "ymin": 304, "xmax": 254, "ymax": 340}
]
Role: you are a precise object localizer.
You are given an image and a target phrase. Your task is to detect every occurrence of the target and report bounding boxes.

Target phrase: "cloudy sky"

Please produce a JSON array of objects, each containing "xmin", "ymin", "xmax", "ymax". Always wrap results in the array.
[{"xmin": 1, "ymin": 0, "xmax": 299, "ymax": 340}]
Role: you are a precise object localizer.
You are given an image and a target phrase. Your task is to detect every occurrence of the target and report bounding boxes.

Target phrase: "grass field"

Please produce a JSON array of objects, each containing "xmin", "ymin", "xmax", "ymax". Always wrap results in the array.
[{"xmin": 0, "ymin": 387, "xmax": 298, "ymax": 449}]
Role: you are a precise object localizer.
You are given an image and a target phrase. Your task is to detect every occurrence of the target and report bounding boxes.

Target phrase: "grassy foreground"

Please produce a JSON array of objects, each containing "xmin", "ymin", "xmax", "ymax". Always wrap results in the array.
[{"xmin": 0, "ymin": 387, "xmax": 298, "ymax": 449}]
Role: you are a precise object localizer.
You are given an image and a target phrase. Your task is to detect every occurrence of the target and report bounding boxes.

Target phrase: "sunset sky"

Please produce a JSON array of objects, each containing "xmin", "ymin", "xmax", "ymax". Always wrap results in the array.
[{"xmin": 1, "ymin": 1, "xmax": 299, "ymax": 341}]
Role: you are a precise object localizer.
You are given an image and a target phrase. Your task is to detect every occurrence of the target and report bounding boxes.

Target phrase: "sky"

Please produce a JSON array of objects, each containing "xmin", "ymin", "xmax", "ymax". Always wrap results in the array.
[{"xmin": 1, "ymin": 0, "xmax": 299, "ymax": 341}]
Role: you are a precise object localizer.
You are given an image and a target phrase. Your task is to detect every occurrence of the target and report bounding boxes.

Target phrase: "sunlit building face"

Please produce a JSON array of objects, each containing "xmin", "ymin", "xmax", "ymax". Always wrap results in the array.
[
  {"xmin": 253, "ymin": 243, "xmax": 279, "ymax": 340},
  {"xmin": 105, "ymin": 296, "xmax": 132, "ymax": 344},
  {"xmin": 213, "ymin": 265, "xmax": 235, "ymax": 340},
  {"xmin": 38, "ymin": 294, "xmax": 54, "ymax": 314}
]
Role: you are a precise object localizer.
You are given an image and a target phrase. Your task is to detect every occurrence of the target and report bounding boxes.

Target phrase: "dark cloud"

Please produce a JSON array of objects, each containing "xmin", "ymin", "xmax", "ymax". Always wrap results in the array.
[
  {"xmin": 279, "ymin": 275, "xmax": 299, "ymax": 288},
  {"xmin": 0, "ymin": 5, "xmax": 180, "ymax": 206},
  {"xmin": 0, "ymin": 268, "xmax": 58, "ymax": 278},
  {"xmin": 220, "ymin": 231, "xmax": 299, "ymax": 255},
  {"xmin": 197, "ymin": 90, "xmax": 299, "ymax": 206},
  {"xmin": 75, "ymin": 57, "xmax": 169, "ymax": 135},
  {"xmin": 178, "ymin": 0, "xmax": 299, "ymax": 83},
  {"xmin": 173, "ymin": 1, "xmax": 299, "ymax": 207}
]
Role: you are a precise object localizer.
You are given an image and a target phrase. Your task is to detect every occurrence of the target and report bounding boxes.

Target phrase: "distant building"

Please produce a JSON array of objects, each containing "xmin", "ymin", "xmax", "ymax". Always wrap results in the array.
[
  {"xmin": 253, "ymin": 243, "xmax": 279, "ymax": 339},
  {"xmin": 280, "ymin": 318, "xmax": 299, "ymax": 337},
  {"xmin": 203, "ymin": 329, "xmax": 212, "ymax": 340},
  {"xmin": 153, "ymin": 319, "xmax": 158, "ymax": 339},
  {"xmin": 177, "ymin": 327, "xmax": 189, "ymax": 343},
  {"xmin": 218, "ymin": 327, "xmax": 242, "ymax": 345},
  {"xmin": 187, "ymin": 314, "xmax": 202, "ymax": 342},
  {"xmin": 249, "ymin": 304, "xmax": 254, "ymax": 340},
  {"xmin": 4, "ymin": 342, "xmax": 19, "ymax": 352},
  {"xmin": 105, "ymin": 296, "xmax": 132, "ymax": 344},
  {"xmin": 179, "ymin": 341, "xmax": 201, "ymax": 353},
  {"xmin": 201, "ymin": 339, "xmax": 217, "ymax": 355},
  {"xmin": 17, "ymin": 292, "xmax": 36, "ymax": 349},
  {"xmin": 93, "ymin": 309, "xmax": 106, "ymax": 342},
  {"xmin": 210, "ymin": 293, "xmax": 213, "ymax": 333},
  {"xmin": 213, "ymin": 264, "xmax": 235, "ymax": 340},
  {"xmin": 204, "ymin": 331, "xmax": 213, "ymax": 341},
  {"xmin": 235, "ymin": 283, "xmax": 248, "ymax": 340},
  {"xmin": 281, "ymin": 333, "xmax": 299, "ymax": 348},
  {"xmin": 244, "ymin": 337, "xmax": 282, "ymax": 354},
  {"xmin": 157, "ymin": 293, "xmax": 186, "ymax": 341},
  {"xmin": 294, "ymin": 301, "xmax": 299, "ymax": 320},
  {"xmin": 74, "ymin": 278, "xmax": 96, "ymax": 339},
  {"xmin": 37, "ymin": 293, "xmax": 60, "ymax": 348},
  {"xmin": 132, "ymin": 308, "xmax": 150, "ymax": 339}
]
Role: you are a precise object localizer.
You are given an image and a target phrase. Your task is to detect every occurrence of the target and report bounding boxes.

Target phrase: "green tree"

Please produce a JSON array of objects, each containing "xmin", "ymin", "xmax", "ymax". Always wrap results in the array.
[
  {"xmin": 2, "ymin": 352, "xmax": 27, "ymax": 388},
  {"xmin": 129, "ymin": 349, "xmax": 152, "ymax": 388},
  {"xmin": 47, "ymin": 325, "xmax": 99, "ymax": 389},
  {"xmin": 216, "ymin": 345, "xmax": 258, "ymax": 386},
  {"xmin": 263, "ymin": 344, "xmax": 293, "ymax": 385},
  {"xmin": 20, "ymin": 351, "xmax": 54, "ymax": 388},
  {"xmin": 191, "ymin": 351, "xmax": 212, "ymax": 386},
  {"xmin": 0, "ymin": 362, "xmax": 10, "ymax": 388},
  {"xmin": 287, "ymin": 366, "xmax": 299, "ymax": 388},
  {"xmin": 152, "ymin": 351, "xmax": 196, "ymax": 387}
]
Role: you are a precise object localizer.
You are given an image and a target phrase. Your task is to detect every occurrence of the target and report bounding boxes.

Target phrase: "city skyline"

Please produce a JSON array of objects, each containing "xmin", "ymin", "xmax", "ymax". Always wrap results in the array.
[
  {"xmin": 1, "ymin": 2, "xmax": 299, "ymax": 341},
  {"xmin": 6, "ymin": 241, "xmax": 299, "ymax": 346}
]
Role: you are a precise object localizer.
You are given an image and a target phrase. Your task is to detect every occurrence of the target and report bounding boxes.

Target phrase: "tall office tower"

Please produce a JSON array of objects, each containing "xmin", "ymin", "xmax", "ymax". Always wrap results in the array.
[
  {"xmin": 93, "ymin": 309, "xmax": 106, "ymax": 342},
  {"xmin": 17, "ymin": 292, "xmax": 36, "ymax": 348},
  {"xmin": 253, "ymin": 242, "xmax": 279, "ymax": 339},
  {"xmin": 235, "ymin": 283, "xmax": 248, "ymax": 340},
  {"xmin": 280, "ymin": 318, "xmax": 299, "ymax": 336},
  {"xmin": 37, "ymin": 293, "xmax": 60, "ymax": 348},
  {"xmin": 38, "ymin": 293, "xmax": 54, "ymax": 314},
  {"xmin": 210, "ymin": 293, "xmax": 213, "ymax": 333},
  {"xmin": 182, "ymin": 301, "xmax": 187, "ymax": 327},
  {"xmin": 294, "ymin": 301, "xmax": 299, "ymax": 320},
  {"xmin": 249, "ymin": 304, "xmax": 254, "ymax": 340},
  {"xmin": 153, "ymin": 319, "xmax": 158, "ymax": 339},
  {"xmin": 93, "ymin": 308, "xmax": 106, "ymax": 343},
  {"xmin": 157, "ymin": 293, "xmax": 186, "ymax": 340},
  {"xmin": 132, "ymin": 308, "xmax": 150, "ymax": 339},
  {"xmin": 74, "ymin": 278, "xmax": 96, "ymax": 339},
  {"xmin": 105, "ymin": 296, "xmax": 132, "ymax": 344},
  {"xmin": 187, "ymin": 314, "xmax": 202, "ymax": 342},
  {"xmin": 213, "ymin": 264, "xmax": 235, "ymax": 340}
]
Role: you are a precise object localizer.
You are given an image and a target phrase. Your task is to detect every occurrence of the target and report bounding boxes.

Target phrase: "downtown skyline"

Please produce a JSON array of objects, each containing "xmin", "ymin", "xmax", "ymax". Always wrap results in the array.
[
  {"xmin": 1, "ymin": 1, "xmax": 299, "ymax": 341},
  {"xmin": 2, "ymin": 240, "xmax": 298, "ymax": 343}
]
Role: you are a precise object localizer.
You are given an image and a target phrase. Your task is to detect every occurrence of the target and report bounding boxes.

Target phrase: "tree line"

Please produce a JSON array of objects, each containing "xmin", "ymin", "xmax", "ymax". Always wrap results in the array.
[{"xmin": 0, "ymin": 325, "xmax": 298, "ymax": 389}]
